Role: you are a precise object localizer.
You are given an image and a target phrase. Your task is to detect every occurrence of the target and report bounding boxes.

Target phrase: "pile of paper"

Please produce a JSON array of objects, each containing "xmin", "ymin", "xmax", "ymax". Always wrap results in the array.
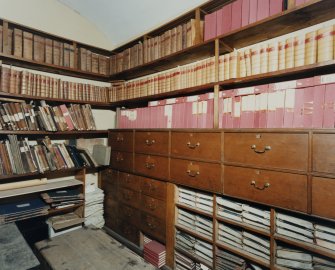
[
  {"xmin": 195, "ymin": 239, "xmax": 213, "ymax": 264},
  {"xmin": 276, "ymin": 212, "xmax": 314, "ymax": 244},
  {"xmin": 217, "ymin": 197, "xmax": 243, "ymax": 222},
  {"xmin": 178, "ymin": 208, "xmax": 213, "ymax": 239},
  {"xmin": 276, "ymin": 245, "xmax": 313, "ymax": 270},
  {"xmin": 216, "ymin": 249, "xmax": 246, "ymax": 270},
  {"xmin": 218, "ymin": 223, "xmax": 243, "ymax": 249},
  {"xmin": 176, "ymin": 230, "xmax": 196, "ymax": 256},
  {"xmin": 313, "ymin": 255, "xmax": 335, "ymax": 270},
  {"xmin": 143, "ymin": 240, "xmax": 166, "ymax": 268},
  {"xmin": 314, "ymin": 224, "xmax": 335, "ymax": 251},
  {"xmin": 41, "ymin": 188, "xmax": 84, "ymax": 209},
  {"xmin": 242, "ymin": 231, "xmax": 270, "ymax": 261},
  {"xmin": 178, "ymin": 187, "xmax": 213, "ymax": 214},
  {"xmin": 84, "ymin": 187, "xmax": 104, "ymax": 228},
  {"xmin": 175, "ymin": 251, "xmax": 201, "ymax": 270}
]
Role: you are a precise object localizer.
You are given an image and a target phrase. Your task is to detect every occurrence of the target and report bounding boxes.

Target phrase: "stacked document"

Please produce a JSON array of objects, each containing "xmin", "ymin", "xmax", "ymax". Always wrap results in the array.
[
  {"xmin": 276, "ymin": 212, "xmax": 314, "ymax": 244},
  {"xmin": 178, "ymin": 187, "xmax": 213, "ymax": 214},
  {"xmin": 216, "ymin": 197, "xmax": 243, "ymax": 223},
  {"xmin": 216, "ymin": 249, "xmax": 246, "ymax": 270},
  {"xmin": 0, "ymin": 197, "xmax": 49, "ymax": 224},
  {"xmin": 246, "ymin": 264, "xmax": 266, "ymax": 270},
  {"xmin": 218, "ymin": 223, "xmax": 243, "ymax": 249},
  {"xmin": 144, "ymin": 240, "xmax": 166, "ymax": 268},
  {"xmin": 178, "ymin": 209, "xmax": 213, "ymax": 239},
  {"xmin": 241, "ymin": 204, "xmax": 270, "ymax": 230},
  {"xmin": 242, "ymin": 231, "xmax": 270, "ymax": 261},
  {"xmin": 313, "ymin": 255, "xmax": 335, "ymax": 270},
  {"xmin": 41, "ymin": 188, "xmax": 84, "ymax": 209},
  {"xmin": 194, "ymin": 239, "xmax": 213, "ymax": 264},
  {"xmin": 84, "ymin": 187, "xmax": 104, "ymax": 228},
  {"xmin": 314, "ymin": 224, "xmax": 335, "ymax": 251},
  {"xmin": 175, "ymin": 251, "xmax": 198, "ymax": 270},
  {"xmin": 276, "ymin": 245, "xmax": 313, "ymax": 270},
  {"xmin": 176, "ymin": 230, "xmax": 196, "ymax": 255}
]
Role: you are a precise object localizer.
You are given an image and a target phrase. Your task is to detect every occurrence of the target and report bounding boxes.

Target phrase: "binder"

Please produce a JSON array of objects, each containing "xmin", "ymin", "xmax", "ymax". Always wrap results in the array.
[
  {"xmin": 222, "ymin": 3, "xmax": 232, "ymax": 34},
  {"xmin": 232, "ymin": 0, "xmax": 243, "ymax": 31}
]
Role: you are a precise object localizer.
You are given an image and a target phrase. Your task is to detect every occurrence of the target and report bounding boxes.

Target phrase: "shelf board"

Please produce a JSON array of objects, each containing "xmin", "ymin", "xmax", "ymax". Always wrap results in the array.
[
  {"xmin": 219, "ymin": 0, "xmax": 335, "ymax": 51},
  {"xmin": 216, "ymin": 216, "xmax": 270, "ymax": 237},
  {"xmin": 0, "ymin": 130, "xmax": 108, "ymax": 138},
  {"xmin": 0, "ymin": 178, "xmax": 83, "ymax": 199},
  {"xmin": 216, "ymin": 241, "xmax": 270, "ymax": 268},
  {"xmin": 175, "ymin": 224, "xmax": 213, "ymax": 244},
  {"xmin": 176, "ymin": 202, "xmax": 213, "ymax": 218},
  {"xmin": 48, "ymin": 202, "xmax": 84, "ymax": 215},
  {"xmin": 0, "ymin": 53, "xmax": 109, "ymax": 82},
  {"xmin": 274, "ymin": 234, "xmax": 335, "ymax": 260},
  {"xmin": 0, "ymin": 91, "xmax": 111, "ymax": 109},
  {"xmin": 174, "ymin": 246, "xmax": 213, "ymax": 269}
]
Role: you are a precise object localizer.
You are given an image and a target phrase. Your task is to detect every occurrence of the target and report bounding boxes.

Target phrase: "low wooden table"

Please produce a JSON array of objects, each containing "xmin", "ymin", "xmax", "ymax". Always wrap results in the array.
[{"xmin": 35, "ymin": 227, "xmax": 157, "ymax": 270}]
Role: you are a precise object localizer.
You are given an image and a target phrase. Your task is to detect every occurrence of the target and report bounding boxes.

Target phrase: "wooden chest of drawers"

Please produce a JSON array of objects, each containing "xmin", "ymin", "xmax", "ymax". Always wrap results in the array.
[{"xmin": 135, "ymin": 131, "xmax": 169, "ymax": 155}]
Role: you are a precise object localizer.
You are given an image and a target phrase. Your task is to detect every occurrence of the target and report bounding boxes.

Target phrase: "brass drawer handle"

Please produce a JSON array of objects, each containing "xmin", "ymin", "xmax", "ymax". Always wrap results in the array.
[
  {"xmin": 145, "ymin": 183, "xmax": 156, "ymax": 191},
  {"xmin": 148, "ymin": 203, "xmax": 157, "ymax": 210},
  {"xmin": 251, "ymin": 144, "xmax": 271, "ymax": 154},
  {"xmin": 187, "ymin": 142, "xmax": 200, "ymax": 149},
  {"xmin": 116, "ymin": 136, "xmax": 124, "ymax": 142},
  {"xmin": 147, "ymin": 222, "xmax": 157, "ymax": 229},
  {"xmin": 251, "ymin": 180, "xmax": 270, "ymax": 190},
  {"xmin": 145, "ymin": 162, "xmax": 155, "ymax": 169},
  {"xmin": 116, "ymin": 156, "xmax": 124, "ymax": 162},
  {"xmin": 187, "ymin": 170, "xmax": 200, "ymax": 177},
  {"xmin": 145, "ymin": 139, "xmax": 156, "ymax": 146},
  {"xmin": 125, "ymin": 211, "xmax": 133, "ymax": 217}
]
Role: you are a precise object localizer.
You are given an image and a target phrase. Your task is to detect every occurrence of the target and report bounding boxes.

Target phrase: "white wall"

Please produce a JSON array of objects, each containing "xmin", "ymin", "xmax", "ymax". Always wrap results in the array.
[{"xmin": 0, "ymin": 0, "xmax": 113, "ymax": 50}]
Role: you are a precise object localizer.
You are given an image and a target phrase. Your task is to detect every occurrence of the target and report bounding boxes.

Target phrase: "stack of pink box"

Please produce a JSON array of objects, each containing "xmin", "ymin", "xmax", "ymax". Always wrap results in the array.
[
  {"xmin": 204, "ymin": 0, "xmax": 284, "ymax": 41},
  {"xmin": 219, "ymin": 73, "xmax": 335, "ymax": 128}
]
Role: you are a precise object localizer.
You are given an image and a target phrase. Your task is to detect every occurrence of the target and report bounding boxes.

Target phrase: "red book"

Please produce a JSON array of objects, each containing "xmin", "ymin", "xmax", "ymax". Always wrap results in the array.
[
  {"xmin": 232, "ymin": 0, "xmax": 243, "ymax": 31},
  {"xmin": 241, "ymin": 0, "xmax": 251, "ymax": 27},
  {"xmin": 269, "ymin": 0, "xmax": 283, "ymax": 16},
  {"xmin": 59, "ymin": 105, "xmax": 74, "ymax": 131},
  {"xmin": 257, "ymin": 0, "xmax": 270, "ymax": 21},
  {"xmin": 216, "ymin": 8, "xmax": 224, "ymax": 36},
  {"xmin": 204, "ymin": 12, "xmax": 217, "ymax": 41},
  {"xmin": 222, "ymin": 3, "xmax": 232, "ymax": 34},
  {"xmin": 249, "ymin": 0, "xmax": 258, "ymax": 24}
]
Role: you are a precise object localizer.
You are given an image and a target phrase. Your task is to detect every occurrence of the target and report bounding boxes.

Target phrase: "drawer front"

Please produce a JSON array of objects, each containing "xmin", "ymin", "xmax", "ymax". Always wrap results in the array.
[
  {"xmin": 134, "ymin": 154, "xmax": 169, "ymax": 179},
  {"xmin": 135, "ymin": 131, "xmax": 169, "ymax": 155},
  {"xmin": 119, "ymin": 220, "xmax": 139, "ymax": 246},
  {"xmin": 105, "ymin": 216, "xmax": 119, "ymax": 233},
  {"xmin": 119, "ymin": 172, "xmax": 140, "ymax": 191},
  {"xmin": 171, "ymin": 132, "xmax": 221, "ymax": 161},
  {"xmin": 170, "ymin": 158, "xmax": 222, "ymax": 193},
  {"xmin": 118, "ymin": 204, "xmax": 141, "ymax": 225},
  {"xmin": 105, "ymin": 198, "xmax": 118, "ymax": 211},
  {"xmin": 141, "ymin": 195, "xmax": 166, "ymax": 221},
  {"xmin": 312, "ymin": 177, "xmax": 335, "ymax": 219},
  {"xmin": 224, "ymin": 133, "xmax": 308, "ymax": 171},
  {"xmin": 101, "ymin": 169, "xmax": 118, "ymax": 183},
  {"xmin": 141, "ymin": 213, "xmax": 166, "ymax": 243},
  {"xmin": 224, "ymin": 166, "xmax": 308, "ymax": 212},
  {"xmin": 118, "ymin": 188, "xmax": 140, "ymax": 209},
  {"xmin": 109, "ymin": 131, "xmax": 133, "ymax": 152},
  {"xmin": 140, "ymin": 177, "xmax": 167, "ymax": 201},
  {"xmin": 110, "ymin": 151, "xmax": 133, "ymax": 172},
  {"xmin": 313, "ymin": 134, "xmax": 335, "ymax": 174}
]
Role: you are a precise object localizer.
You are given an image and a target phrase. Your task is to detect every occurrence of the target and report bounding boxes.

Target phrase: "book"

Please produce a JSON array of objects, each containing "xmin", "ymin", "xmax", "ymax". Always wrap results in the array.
[{"xmin": 13, "ymin": 28, "xmax": 23, "ymax": 57}]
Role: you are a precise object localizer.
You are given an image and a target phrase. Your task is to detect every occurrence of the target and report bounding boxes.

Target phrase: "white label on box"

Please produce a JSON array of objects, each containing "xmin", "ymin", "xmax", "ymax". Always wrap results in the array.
[
  {"xmin": 187, "ymin": 95, "xmax": 199, "ymax": 102},
  {"xmin": 274, "ymin": 80, "xmax": 297, "ymax": 90},
  {"xmin": 129, "ymin": 110, "xmax": 137, "ymax": 121},
  {"xmin": 195, "ymin": 102, "xmax": 201, "ymax": 114},
  {"xmin": 260, "ymin": 93, "xmax": 268, "ymax": 110},
  {"xmin": 166, "ymin": 98, "xmax": 177, "ymax": 104},
  {"xmin": 285, "ymin": 89, "xmax": 296, "ymax": 109},
  {"xmin": 164, "ymin": 105, "xmax": 172, "ymax": 116},
  {"xmin": 234, "ymin": 102, "xmax": 241, "ymax": 117},
  {"xmin": 149, "ymin": 101, "xmax": 159, "ymax": 106},
  {"xmin": 208, "ymin": 93, "xmax": 214, "ymax": 99},
  {"xmin": 237, "ymin": 87, "xmax": 255, "ymax": 96},
  {"xmin": 268, "ymin": 92, "xmax": 277, "ymax": 111},
  {"xmin": 321, "ymin": 74, "xmax": 335, "ymax": 84},
  {"xmin": 276, "ymin": 90, "xmax": 286, "ymax": 109},
  {"xmin": 202, "ymin": 101, "xmax": 208, "ymax": 114}
]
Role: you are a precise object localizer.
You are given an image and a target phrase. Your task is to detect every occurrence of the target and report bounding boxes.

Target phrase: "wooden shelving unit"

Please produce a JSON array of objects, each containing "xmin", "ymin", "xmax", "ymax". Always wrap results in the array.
[
  {"xmin": 175, "ymin": 224, "xmax": 213, "ymax": 244},
  {"xmin": 174, "ymin": 246, "xmax": 213, "ymax": 269}
]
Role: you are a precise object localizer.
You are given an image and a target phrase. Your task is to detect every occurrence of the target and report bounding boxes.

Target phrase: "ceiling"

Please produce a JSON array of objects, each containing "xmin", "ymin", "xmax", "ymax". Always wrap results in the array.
[{"xmin": 57, "ymin": 0, "xmax": 208, "ymax": 49}]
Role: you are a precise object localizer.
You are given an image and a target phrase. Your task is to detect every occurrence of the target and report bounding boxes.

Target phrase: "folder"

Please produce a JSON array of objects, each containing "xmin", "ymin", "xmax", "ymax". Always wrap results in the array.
[
  {"xmin": 249, "ymin": 0, "xmax": 258, "ymax": 24},
  {"xmin": 270, "ymin": 0, "xmax": 283, "ymax": 16},
  {"xmin": 216, "ymin": 8, "xmax": 224, "ymax": 37},
  {"xmin": 232, "ymin": 0, "xmax": 243, "ymax": 31},
  {"xmin": 241, "ymin": 0, "xmax": 251, "ymax": 27},
  {"xmin": 222, "ymin": 3, "xmax": 233, "ymax": 34},
  {"xmin": 257, "ymin": 0, "xmax": 270, "ymax": 21}
]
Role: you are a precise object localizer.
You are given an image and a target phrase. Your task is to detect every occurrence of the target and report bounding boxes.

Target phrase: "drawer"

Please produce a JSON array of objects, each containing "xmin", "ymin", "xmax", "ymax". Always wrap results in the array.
[
  {"xmin": 119, "ymin": 220, "xmax": 140, "ymax": 246},
  {"xmin": 101, "ymin": 169, "xmax": 118, "ymax": 182},
  {"xmin": 312, "ymin": 177, "xmax": 335, "ymax": 219},
  {"xmin": 134, "ymin": 154, "xmax": 168, "ymax": 179},
  {"xmin": 119, "ymin": 172, "xmax": 140, "ymax": 191},
  {"xmin": 141, "ymin": 213, "xmax": 166, "ymax": 243},
  {"xmin": 171, "ymin": 132, "xmax": 221, "ymax": 161},
  {"xmin": 110, "ymin": 151, "xmax": 133, "ymax": 172},
  {"xmin": 135, "ymin": 131, "xmax": 169, "ymax": 155},
  {"xmin": 141, "ymin": 195, "xmax": 166, "ymax": 221},
  {"xmin": 140, "ymin": 177, "xmax": 167, "ymax": 201},
  {"xmin": 224, "ymin": 166, "xmax": 308, "ymax": 212},
  {"xmin": 105, "ymin": 216, "xmax": 119, "ymax": 233},
  {"xmin": 118, "ymin": 204, "xmax": 141, "ymax": 225},
  {"xmin": 118, "ymin": 187, "xmax": 140, "ymax": 209},
  {"xmin": 313, "ymin": 134, "xmax": 335, "ymax": 174},
  {"xmin": 224, "ymin": 132, "xmax": 308, "ymax": 171},
  {"xmin": 109, "ymin": 131, "xmax": 133, "ymax": 152},
  {"xmin": 170, "ymin": 158, "xmax": 222, "ymax": 193}
]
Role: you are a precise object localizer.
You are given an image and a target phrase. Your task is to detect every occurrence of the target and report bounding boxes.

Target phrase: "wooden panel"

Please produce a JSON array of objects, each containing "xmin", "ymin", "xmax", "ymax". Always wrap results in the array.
[
  {"xmin": 118, "ymin": 219, "xmax": 140, "ymax": 246},
  {"xmin": 105, "ymin": 215, "xmax": 119, "ymax": 233},
  {"xmin": 312, "ymin": 177, "xmax": 335, "ymax": 219},
  {"xmin": 110, "ymin": 151, "xmax": 133, "ymax": 172},
  {"xmin": 141, "ymin": 213, "xmax": 166, "ymax": 243},
  {"xmin": 101, "ymin": 169, "xmax": 118, "ymax": 197},
  {"xmin": 118, "ymin": 204, "xmax": 141, "ymax": 225},
  {"xmin": 140, "ymin": 177, "xmax": 167, "ymax": 201},
  {"xmin": 118, "ymin": 187, "xmax": 140, "ymax": 209},
  {"xmin": 224, "ymin": 166, "xmax": 308, "ymax": 212},
  {"xmin": 135, "ymin": 131, "xmax": 169, "ymax": 155},
  {"xmin": 104, "ymin": 198, "xmax": 118, "ymax": 212},
  {"xmin": 313, "ymin": 134, "xmax": 335, "ymax": 174},
  {"xmin": 109, "ymin": 131, "xmax": 133, "ymax": 152},
  {"xmin": 141, "ymin": 194, "xmax": 166, "ymax": 221},
  {"xmin": 119, "ymin": 172, "xmax": 140, "ymax": 191},
  {"xmin": 134, "ymin": 154, "xmax": 168, "ymax": 179},
  {"xmin": 224, "ymin": 132, "xmax": 308, "ymax": 171},
  {"xmin": 170, "ymin": 158, "xmax": 222, "ymax": 193},
  {"xmin": 171, "ymin": 132, "xmax": 221, "ymax": 161}
]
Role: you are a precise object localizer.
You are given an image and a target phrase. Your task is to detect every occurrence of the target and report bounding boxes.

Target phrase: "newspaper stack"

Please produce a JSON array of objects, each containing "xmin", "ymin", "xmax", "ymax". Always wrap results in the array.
[
  {"xmin": 314, "ymin": 224, "xmax": 335, "ymax": 251},
  {"xmin": 216, "ymin": 249, "xmax": 246, "ymax": 270},
  {"xmin": 175, "ymin": 251, "xmax": 201, "ymax": 270},
  {"xmin": 176, "ymin": 230, "xmax": 196, "ymax": 256},
  {"xmin": 242, "ymin": 204, "xmax": 270, "ymax": 230},
  {"xmin": 194, "ymin": 239, "xmax": 213, "ymax": 264},
  {"xmin": 242, "ymin": 231, "xmax": 270, "ymax": 261},
  {"xmin": 216, "ymin": 197, "xmax": 243, "ymax": 222},
  {"xmin": 84, "ymin": 187, "xmax": 104, "ymax": 228},
  {"xmin": 313, "ymin": 255, "xmax": 335, "ymax": 270},
  {"xmin": 276, "ymin": 212, "xmax": 314, "ymax": 244},
  {"xmin": 178, "ymin": 187, "xmax": 213, "ymax": 214},
  {"xmin": 276, "ymin": 245, "xmax": 313, "ymax": 270}
]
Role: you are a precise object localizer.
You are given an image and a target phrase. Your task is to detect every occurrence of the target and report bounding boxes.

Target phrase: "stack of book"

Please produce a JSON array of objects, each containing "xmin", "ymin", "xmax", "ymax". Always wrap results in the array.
[
  {"xmin": 218, "ymin": 223, "xmax": 243, "ymax": 249},
  {"xmin": 313, "ymin": 255, "xmax": 335, "ymax": 270},
  {"xmin": 242, "ymin": 231, "xmax": 270, "ymax": 261},
  {"xmin": 0, "ymin": 197, "xmax": 49, "ymax": 224},
  {"xmin": 84, "ymin": 187, "xmax": 105, "ymax": 228},
  {"xmin": 217, "ymin": 196, "xmax": 243, "ymax": 223},
  {"xmin": 276, "ymin": 212, "xmax": 314, "ymax": 244},
  {"xmin": 176, "ymin": 230, "xmax": 196, "ymax": 256},
  {"xmin": 242, "ymin": 204, "xmax": 270, "ymax": 230},
  {"xmin": 194, "ymin": 239, "xmax": 213, "ymax": 265},
  {"xmin": 216, "ymin": 248, "xmax": 246, "ymax": 270},
  {"xmin": 41, "ymin": 188, "xmax": 84, "ymax": 209},
  {"xmin": 175, "ymin": 250, "xmax": 201, "ymax": 270},
  {"xmin": 78, "ymin": 48, "xmax": 109, "ymax": 75},
  {"xmin": 177, "ymin": 187, "xmax": 213, "ymax": 214},
  {"xmin": 314, "ymin": 224, "xmax": 335, "ymax": 251},
  {"xmin": 143, "ymin": 240, "xmax": 166, "ymax": 268},
  {"xmin": 276, "ymin": 245, "xmax": 313, "ymax": 270},
  {"xmin": 47, "ymin": 212, "xmax": 84, "ymax": 236}
]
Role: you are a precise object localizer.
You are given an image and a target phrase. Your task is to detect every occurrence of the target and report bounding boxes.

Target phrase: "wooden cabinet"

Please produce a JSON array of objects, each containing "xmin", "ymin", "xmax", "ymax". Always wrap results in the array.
[
  {"xmin": 118, "ymin": 187, "xmax": 141, "ymax": 208},
  {"xmin": 135, "ymin": 131, "xmax": 169, "ymax": 155},
  {"xmin": 141, "ymin": 194, "xmax": 166, "ymax": 220},
  {"xmin": 119, "ymin": 172, "xmax": 140, "ymax": 191},
  {"xmin": 110, "ymin": 151, "xmax": 133, "ymax": 172},
  {"xmin": 140, "ymin": 176, "xmax": 167, "ymax": 200},
  {"xmin": 312, "ymin": 177, "xmax": 335, "ymax": 219},
  {"xmin": 141, "ymin": 212, "xmax": 166, "ymax": 243},
  {"xmin": 109, "ymin": 131, "xmax": 133, "ymax": 152},
  {"xmin": 134, "ymin": 154, "xmax": 169, "ymax": 179},
  {"xmin": 313, "ymin": 133, "xmax": 335, "ymax": 174}
]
